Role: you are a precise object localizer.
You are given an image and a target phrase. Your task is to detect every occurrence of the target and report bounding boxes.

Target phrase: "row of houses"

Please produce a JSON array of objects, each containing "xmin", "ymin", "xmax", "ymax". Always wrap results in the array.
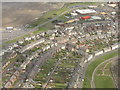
[
  {"xmin": 83, "ymin": 43, "xmax": 119, "ymax": 64},
  {"xmin": 19, "ymin": 38, "xmax": 45, "ymax": 53},
  {"xmin": 4, "ymin": 43, "xmax": 67, "ymax": 88}
]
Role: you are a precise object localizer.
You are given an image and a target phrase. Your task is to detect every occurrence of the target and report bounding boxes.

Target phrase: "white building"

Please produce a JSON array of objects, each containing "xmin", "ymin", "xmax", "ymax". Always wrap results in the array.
[
  {"xmin": 91, "ymin": 16, "xmax": 102, "ymax": 20},
  {"xmin": 76, "ymin": 9, "xmax": 97, "ymax": 15},
  {"xmin": 111, "ymin": 44, "xmax": 118, "ymax": 50},
  {"xmin": 111, "ymin": 12, "xmax": 116, "ymax": 15},
  {"xmin": 65, "ymin": 27, "xmax": 74, "ymax": 30},
  {"xmin": 6, "ymin": 27, "xmax": 14, "ymax": 30},
  {"xmin": 88, "ymin": 6, "xmax": 97, "ymax": 8},
  {"xmin": 71, "ymin": 12, "xmax": 78, "ymax": 16},
  {"xmin": 94, "ymin": 50, "xmax": 104, "ymax": 56},
  {"xmin": 18, "ymin": 40, "xmax": 24, "ymax": 44},
  {"xmin": 49, "ymin": 36, "xmax": 55, "ymax": 40},
  {"xmin": 108, "ymin": 4, "xmax": 117, "ymax": 8},
  {"xmin": 103, "ymin": 47, "xmax": 111, "ymax": 53},
  {"xmin": 87, "ymin": 55, "xmax": 93, "ymax": 61},
  {"xmin": 61, "ymin": 45, "xmax": 66, "ymax": 50}
]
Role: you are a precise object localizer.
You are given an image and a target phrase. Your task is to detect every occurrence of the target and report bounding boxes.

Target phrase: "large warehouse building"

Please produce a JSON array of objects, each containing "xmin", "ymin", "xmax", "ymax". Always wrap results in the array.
[{"xmin": 76, "ymin": 9, "xmax": 97, "ymax": 15}]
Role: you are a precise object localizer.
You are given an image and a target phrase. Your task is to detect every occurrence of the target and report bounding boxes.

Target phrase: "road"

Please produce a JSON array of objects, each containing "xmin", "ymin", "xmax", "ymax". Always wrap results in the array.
[
  {"xmin": 77, "ymin": 49, "xmax": 118, "ymax": 88},
  {"xmin": 91, "ymin": 56, "xmax": 118, "ymax": 88}
]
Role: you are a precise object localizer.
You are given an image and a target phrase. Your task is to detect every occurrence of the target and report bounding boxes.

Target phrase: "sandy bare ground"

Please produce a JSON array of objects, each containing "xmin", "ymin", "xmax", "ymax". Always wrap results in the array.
[{"xmin": 2, "ymin": 2, "xmax": 64, "ymax": 28}]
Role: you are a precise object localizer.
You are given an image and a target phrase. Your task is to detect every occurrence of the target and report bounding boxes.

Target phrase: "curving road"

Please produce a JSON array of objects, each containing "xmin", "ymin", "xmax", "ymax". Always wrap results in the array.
[
  {"xmin": 77, "ymin": 49, "xmax": 118, "ymax": 88},
  {"xmin": 91, "ymin": 56, "xmax": 118, "ymax": 88}
]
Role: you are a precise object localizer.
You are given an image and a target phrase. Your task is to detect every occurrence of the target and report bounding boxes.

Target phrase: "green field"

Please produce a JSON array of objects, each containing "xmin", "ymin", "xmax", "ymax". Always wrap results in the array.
[
  {"xmin": 82, "ymin": 50, "xmax": 118, "ymax": 88},
  {"xmin": 95, "ymin": 76, "xmax": 115, "ymax": 88},
  {"xmin": 94, "ymin": 60, "xmax": 115, "ymax": 88}
]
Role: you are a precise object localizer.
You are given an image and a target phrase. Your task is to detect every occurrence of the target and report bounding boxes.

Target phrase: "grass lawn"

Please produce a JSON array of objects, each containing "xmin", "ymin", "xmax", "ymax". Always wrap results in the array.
[
  {"xmin": 82, "ymin": 50, "xmax": 118, "ymax": 88},
  {"xmin": 95, "ymin": 76, "xmax": 115, "ymax": 88},
  {"xmin": 94, "ymin": 61, "xmax": 115, "ymax": 88},
  {"xmin": 86, "ymin": 50, "xmax": 118, "ymax": 80},
  {"xmin": 82, "ymin": 77, "xmax": 91, "ymax": 88},
  {"xmin": 54, "ymin": 83, "xmax": 67, "ymax": 88},
  {"xmin": 32, "ymin": 27, "xmax": 48, "ymax": 34},
  {"xmin": 28, "ymin": 5, "xmax": 68, "ymax": 28},
  {"xmin": 66, "ymin": 2, "xmax": 98, "ymax": 8}
]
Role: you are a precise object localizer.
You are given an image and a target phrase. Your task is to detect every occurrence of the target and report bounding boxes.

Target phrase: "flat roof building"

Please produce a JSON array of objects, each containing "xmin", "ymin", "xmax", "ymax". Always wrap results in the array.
[{"xmin": 76, "ymin": 9, "xmax": 97, "ymax": 15}]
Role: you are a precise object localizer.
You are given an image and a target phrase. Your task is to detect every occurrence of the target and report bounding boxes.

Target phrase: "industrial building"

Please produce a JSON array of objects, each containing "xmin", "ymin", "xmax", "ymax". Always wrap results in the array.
[{"xmin": 76, "ymin": 9, "xmax": 97, "ymax": 15}]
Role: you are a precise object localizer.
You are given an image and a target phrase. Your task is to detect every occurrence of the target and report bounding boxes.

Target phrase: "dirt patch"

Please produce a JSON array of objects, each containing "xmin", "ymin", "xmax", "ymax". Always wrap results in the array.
[{"xmin": 2, "ymin": 2, "xmax": 64, "ymax": 27}]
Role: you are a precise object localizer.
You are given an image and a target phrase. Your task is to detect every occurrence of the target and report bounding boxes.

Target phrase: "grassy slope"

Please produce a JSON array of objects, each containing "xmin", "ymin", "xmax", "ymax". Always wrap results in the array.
[
  {"xmin": 95, "ymin": 61, "xmax": 115, "ymax": 88},
  {"xmin": 95, "ymin": 76, "xmax": 115, "ymax": 88},
  {"xmin": 82, "ymin": 50, "xmax": 118, "ymax": 88}
]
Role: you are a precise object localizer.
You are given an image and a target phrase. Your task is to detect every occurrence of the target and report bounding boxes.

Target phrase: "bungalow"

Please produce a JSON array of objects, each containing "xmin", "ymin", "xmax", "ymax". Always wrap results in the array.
[
  {"xmin": 103, "ymin": 47, "xmax": 111, "ymax": 52},
  {"xmin": 111, "ymin": 44, "xmax": 118, "ymax": 50},
  {"xmin": 8, "ymin": 46, "xmax": 13, "ymax": 51},
  {"xmin": 36, "ymin": 34, "xmax": 40, "ymax": 39},
  {"xmin": 13, "ymin": 43, "xmax": 19, "ymax": 48},
  {"xmin": 65, "ymin": 27, "xmax": 74, "ymax": 30},
  {"xmin": 84, "ymin": 60, "xmax": 88, "ymax": 63},
  {"xmin": 87, "ymin": 55, "xmax": 93, "ymax": 61},
  {"xmin": 55, "ymin": 43, "xmax": 58, "ymax": 46},
  {"xmin": 85, "ymin": 33, "xmax": 90, "ymax": 37},
  {"xmin": 50, "ymin": 43, "xmax": 55, "ymax": 48},
  {"xmin": 94, "ymin": 50, "xmax": 104, "ymax": 56},
  {"xmin": 52, "ymin": 33, "xmax": 56, "ymax": 37},
  {"xmin": 17, "ymin": 40, "xmax": 24, "ymax": 44},
  {"xmin": 25, "ymin": 37, "xmax": 32, "ymax": 41},
  {"xmin": 0, "ymin": 51, "xmax": 4, "ymax": 56},
  {"xmin": 49, "ymin": 36, "xmax": 55, "ymax": 40},
  {"xmin": 42, "ymin": 45, "xmax": 50, "ymax": 51},
  {"xmin": 71, "ymin": 12, "xmax": 78, "ymax": 16},
  {"xmin": 41, "ymin": 32, "xmax": 45, "ymax": 36},
  {"xmin": 31, "ymin": 35, "xmax": 36, "ymax": 40},
  {"xmin": 71, "ymin": 31, "xmax": 77, "ymax": 35},
  {"xmin": 61, "ymin": 45, "xmax": 66, "ymax": 50}
]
